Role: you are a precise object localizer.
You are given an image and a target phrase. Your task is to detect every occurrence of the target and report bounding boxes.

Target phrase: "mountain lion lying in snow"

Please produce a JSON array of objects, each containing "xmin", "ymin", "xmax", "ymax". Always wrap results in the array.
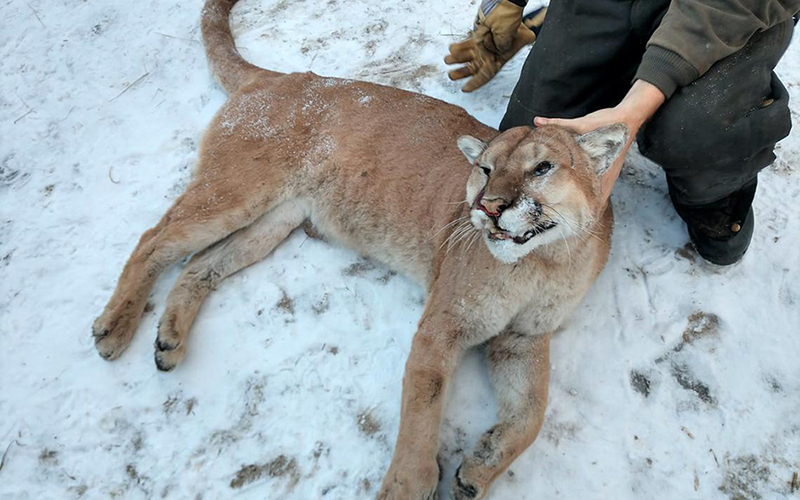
[{"xmin": 92, "ymin": 0, "xmax": 628, "ymax": 497}]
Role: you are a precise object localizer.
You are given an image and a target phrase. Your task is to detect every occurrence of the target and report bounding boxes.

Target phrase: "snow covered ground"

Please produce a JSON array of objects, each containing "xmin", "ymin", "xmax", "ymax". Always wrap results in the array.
[{"xmin": 1, "ymin": 0, "xmax": 799, "ymax": 498}]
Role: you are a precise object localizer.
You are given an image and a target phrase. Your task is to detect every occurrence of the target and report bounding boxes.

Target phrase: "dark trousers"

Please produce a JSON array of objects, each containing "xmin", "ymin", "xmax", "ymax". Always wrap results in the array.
[{"xmin": 500, "ymin": 0, "xmax": 793, "ymax": 237}]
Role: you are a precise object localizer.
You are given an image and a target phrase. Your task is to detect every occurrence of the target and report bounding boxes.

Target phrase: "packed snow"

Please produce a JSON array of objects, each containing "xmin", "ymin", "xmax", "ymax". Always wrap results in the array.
[{"xmin": 1, "ymin": 0, "xmax": 798, "ymax": 499}]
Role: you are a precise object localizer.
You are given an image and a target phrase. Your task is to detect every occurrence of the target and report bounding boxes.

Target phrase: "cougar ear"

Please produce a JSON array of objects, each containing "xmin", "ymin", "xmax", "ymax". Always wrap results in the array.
[
  {"xmin": 575, "ymin": 123, "xmax": 629, "ymax": 176},
  {"xmin": 457, "ymin": 135, "xmax": 487, "ymax": 165}
]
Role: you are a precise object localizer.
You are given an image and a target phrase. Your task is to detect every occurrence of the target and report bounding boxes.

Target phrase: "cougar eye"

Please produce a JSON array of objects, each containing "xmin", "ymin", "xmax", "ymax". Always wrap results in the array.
[
  {"xmin": 479, "ymin": 165, "xmax": 491, "ymax": 176},
  {"xmin": 533, "ymin": 161, "xmax": 553, "ymax": 176}
]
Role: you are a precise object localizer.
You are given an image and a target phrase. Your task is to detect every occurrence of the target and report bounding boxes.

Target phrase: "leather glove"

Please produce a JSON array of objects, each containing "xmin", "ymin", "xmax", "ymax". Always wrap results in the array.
[
  {"xmin": 478, "ymin": 0, "xmax": 525, "ymax": 54},
  {"xmin": 445, "ymin": 7, "xmax": 546, "ymax": 93}
]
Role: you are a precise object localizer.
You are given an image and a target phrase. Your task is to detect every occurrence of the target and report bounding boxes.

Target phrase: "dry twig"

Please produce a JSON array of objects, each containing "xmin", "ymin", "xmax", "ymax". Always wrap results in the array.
[
  {"xmin": 27, "ymin": 3, "xmax": 45, "ymax": 27},
  {"xmin": 155, "ymin": 32, "xmax": 199, "ymax": 44},
  {"xmin": 109, "ymin": 71, "xmax": 150, "ymax": 102},
  {"xmin": 108, "ymin": 166, "xmax": 120, "ymax": 184},
  {"xmin": 13, "ymin": 109, "xmax": 34, "ymax": 124},
  {"xmin": 0, "ymin": 440, "xmax": 19, "ymax": 472},
  {"xmin": 708, "ymin": 448, "xmax": 719, "ymax": 467},
  {"xmin": 56, "ymin": 106, "xmax": 75, "ymax": 123}
]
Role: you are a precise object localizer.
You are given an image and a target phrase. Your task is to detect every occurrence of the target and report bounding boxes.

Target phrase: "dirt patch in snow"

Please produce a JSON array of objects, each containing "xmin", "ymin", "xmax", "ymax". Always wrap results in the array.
[
  {"xmin": 718, "ymin": 454, "xmax": 771, "ymax": 500},
  {"xmin": 38, "ymin": 449, "xmax": 59, "ymax": 465},
  {"xmin": 671, "ymin": 363, "xmax": 715, "ymax": 405},
  {"xmin": 357, "ymin": 410, "xmax": 382, "ymax": 437},
  {"xmin": 630, "ymin": 370, "xmax": 652, "ymax": 398},
  {"xmin": 275, "ymin": 290, "xmax": 296, "ymax": 315},
  {"xmin": 682, "ymin": 312, "xmax": 720, "ymax": 344},
  {"xmin": 343, "ymin": 259, "xmax": 376, "ymax": 277},
  {"xmin": 230, "ymin": 455, "xmax": 299, "ymax": 489}
]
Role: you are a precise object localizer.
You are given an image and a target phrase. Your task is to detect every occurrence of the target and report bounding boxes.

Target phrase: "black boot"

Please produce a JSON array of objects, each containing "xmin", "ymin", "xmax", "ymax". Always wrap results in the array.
[
  {"xmin": 671, "ymin": 179, "xmax": 757, "ymax": 266},
  {"xmin": 687, "ymin": 206, "xmax": 754, "ymax": 266}
]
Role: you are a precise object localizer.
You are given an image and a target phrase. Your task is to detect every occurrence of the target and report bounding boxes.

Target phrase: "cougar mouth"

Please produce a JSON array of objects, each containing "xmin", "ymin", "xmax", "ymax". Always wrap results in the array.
[
  {"xmin": 471, "ymin": 190, "xmax": 557, "ymax": 244},
  {"xmin": 487, "ymin": 220, "xmax": 558, "ymax": 244}
]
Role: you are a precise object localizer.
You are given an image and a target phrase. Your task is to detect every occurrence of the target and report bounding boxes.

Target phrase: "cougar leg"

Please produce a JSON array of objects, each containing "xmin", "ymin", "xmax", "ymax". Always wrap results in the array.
[
  {"xmin": 154, "ymin": 199, "xmax": 308, "ymax": 371},
  {"xmin": 379, "ymin": 288, "xmax": 492, "ymax": 500},
  {"xmin": 92, "ymin": 173, "xmax": 289, "ymax": 361},
  {"xmin": 452, "ymin": 332, "xmax": 550, "ymax": 500}
]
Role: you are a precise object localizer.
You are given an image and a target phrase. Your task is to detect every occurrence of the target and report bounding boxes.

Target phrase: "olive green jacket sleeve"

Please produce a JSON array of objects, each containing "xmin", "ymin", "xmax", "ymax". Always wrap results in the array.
[{"xmin": 634, "ymin": 0, "xmax": 800, "ymax": 98}]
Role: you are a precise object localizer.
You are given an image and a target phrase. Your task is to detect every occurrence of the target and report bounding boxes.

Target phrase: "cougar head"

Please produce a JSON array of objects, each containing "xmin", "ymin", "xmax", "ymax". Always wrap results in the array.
[{"xmin": 457, "ymin": 124, "xmax": 628, "ymax": 264}]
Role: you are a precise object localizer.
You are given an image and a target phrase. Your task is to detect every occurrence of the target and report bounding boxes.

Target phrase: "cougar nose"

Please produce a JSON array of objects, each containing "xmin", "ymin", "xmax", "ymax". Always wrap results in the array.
[{"xmin": 479, "ymin": 197, "xmax": 510, "ymax": 217}]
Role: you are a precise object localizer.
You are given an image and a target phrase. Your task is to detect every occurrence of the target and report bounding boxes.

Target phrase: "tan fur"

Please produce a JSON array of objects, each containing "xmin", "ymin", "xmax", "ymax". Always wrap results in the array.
[{"xmin": 92, "ymin": 1, "xmax": 627, "ymax": 498}]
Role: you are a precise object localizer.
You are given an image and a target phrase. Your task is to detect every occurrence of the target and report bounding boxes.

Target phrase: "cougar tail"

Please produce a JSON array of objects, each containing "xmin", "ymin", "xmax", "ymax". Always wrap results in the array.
[{"xmin": 201, "ymin": 0, "xmax": 281, "ymax": 94}]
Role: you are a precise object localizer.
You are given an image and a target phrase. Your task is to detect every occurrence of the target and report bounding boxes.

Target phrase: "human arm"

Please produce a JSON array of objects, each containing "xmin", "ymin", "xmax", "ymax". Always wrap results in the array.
[{"xmin": 637, "ymin": 0, "xmax": 800, "ymax": 98}]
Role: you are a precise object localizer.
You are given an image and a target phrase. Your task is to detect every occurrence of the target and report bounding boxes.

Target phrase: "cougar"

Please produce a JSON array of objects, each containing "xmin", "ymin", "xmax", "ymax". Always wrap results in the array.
[{"xmin": 92, "ymin": 0, "xmax": 628, "ymax": 497}]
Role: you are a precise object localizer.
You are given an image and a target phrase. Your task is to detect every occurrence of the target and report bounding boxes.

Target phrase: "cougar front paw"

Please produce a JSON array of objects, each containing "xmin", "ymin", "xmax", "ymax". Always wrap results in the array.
[
  {"xmin": 154, "ymin": 312, "xmax": 187, "ymax": 371},
  {"xmin": 92, "ymin": 300, "xmax": 143, "ymax": 360},
  {"xmin": 378, "ymin": 460, "xmax": 439, "ymax": 500},
  {"xmin": 452, "ymin": 463, "xmax": 486, "ymax": 500}
]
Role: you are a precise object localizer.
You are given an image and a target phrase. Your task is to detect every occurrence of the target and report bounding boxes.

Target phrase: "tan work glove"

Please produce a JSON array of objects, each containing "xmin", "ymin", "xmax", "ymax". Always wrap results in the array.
[
  {"xmin": 445, "ymin": 6, "xmax": 546, "ymax": 92},
  {"xmin": 445, "ymin": 25, "xmax": 535, "ymax": 93},
  {"xmin": 478, "ymin": 0, "xmax": 525, "ymax": 54}
]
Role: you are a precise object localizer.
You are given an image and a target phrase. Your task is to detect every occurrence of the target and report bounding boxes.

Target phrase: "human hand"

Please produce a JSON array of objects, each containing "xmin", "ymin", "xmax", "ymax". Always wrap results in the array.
[{"xmin": 534, "ymin": 80, "xmax": 666, "ymax": 200}]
